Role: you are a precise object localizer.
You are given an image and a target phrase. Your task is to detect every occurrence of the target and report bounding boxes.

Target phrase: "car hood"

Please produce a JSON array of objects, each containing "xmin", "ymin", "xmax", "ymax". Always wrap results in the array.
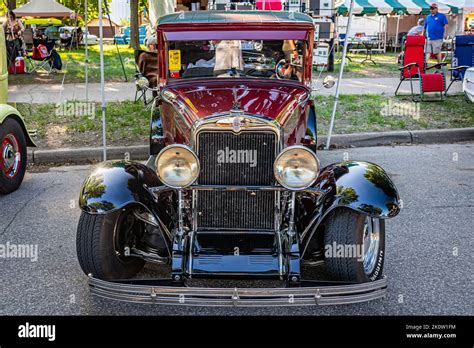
[{"xmin": 161, "ymin": 79, "xmax": 310, "ymax": 127}]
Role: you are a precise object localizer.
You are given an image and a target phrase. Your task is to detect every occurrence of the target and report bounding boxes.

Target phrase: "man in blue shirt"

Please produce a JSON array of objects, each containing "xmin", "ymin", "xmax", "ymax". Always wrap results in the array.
[{"xmin": 422, "ymin": 3, "xmax": 448, "ymax": 63}]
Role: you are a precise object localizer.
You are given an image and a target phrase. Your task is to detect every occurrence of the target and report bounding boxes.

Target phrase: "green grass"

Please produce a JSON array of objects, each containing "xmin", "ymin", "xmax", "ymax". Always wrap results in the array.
[
  {"xmin": 317, "ymin": 51, "xmax": 455, "ymax": 78},
  {"xmin": 11, "ymin": 101, "xmax": 150, "ymax": 149},
  {"xmin": 9, "ymin": 94, "xmax": 473, "ymax": 149},
  {"xmin": 316, "ymin": 52, "xmax": 400, "ymax": 78},
  {"xmin": 8, "ymin": 44, "xmax": 138, "ymax": 85},
  {"xmin": 314, "ymin": 94, "xmax": 474, "ymax": 135},
  {"xmin": 8, "ymin": 48, "xmax": 448, "ymax": 82}
]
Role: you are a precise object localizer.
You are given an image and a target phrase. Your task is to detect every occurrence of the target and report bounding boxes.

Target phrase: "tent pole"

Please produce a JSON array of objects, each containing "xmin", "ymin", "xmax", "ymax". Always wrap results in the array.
[
  {"xmin": 85, "ymin": 0, "xmax": 89, "ymax": 102},
  {"xmin": 325, "ymin": 0, "xmax": 355, "ymax": 150},
  {"xmin": 99, "ymin": 0, "xmax": 107, "ymax": 161},
  {"xmin": 394, "ymin": 13, "xmax": 400, "ymax": 53},
  {"xmin": 103, "ymin": 0, "xmax": 128, "ymax": 82}
]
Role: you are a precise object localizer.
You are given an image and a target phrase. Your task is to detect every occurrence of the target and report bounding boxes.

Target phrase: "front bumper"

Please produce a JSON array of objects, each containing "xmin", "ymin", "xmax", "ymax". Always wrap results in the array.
[{"xmin": 89, "ymin": 275, "xmax": 387, "ymax": 307}]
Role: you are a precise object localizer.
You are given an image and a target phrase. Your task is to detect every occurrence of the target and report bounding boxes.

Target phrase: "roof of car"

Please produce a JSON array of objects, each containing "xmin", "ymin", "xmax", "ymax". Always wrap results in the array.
[{"xmin": 158, "ymin": 11, "xmax": 314, "ymax": 26}]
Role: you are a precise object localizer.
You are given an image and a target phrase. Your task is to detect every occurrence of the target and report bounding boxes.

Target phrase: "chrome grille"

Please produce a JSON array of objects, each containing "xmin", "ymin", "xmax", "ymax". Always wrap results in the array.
[{"xmin": 197, "ymin": 131, "xmax": 277, "ymax": 230}]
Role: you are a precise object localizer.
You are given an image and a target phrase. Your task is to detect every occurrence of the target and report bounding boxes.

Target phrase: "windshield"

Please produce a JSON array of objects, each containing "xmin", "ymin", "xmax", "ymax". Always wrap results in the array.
[{"xmin": 167, "ymin": 39, "xmax": 307, "ymax": 82}]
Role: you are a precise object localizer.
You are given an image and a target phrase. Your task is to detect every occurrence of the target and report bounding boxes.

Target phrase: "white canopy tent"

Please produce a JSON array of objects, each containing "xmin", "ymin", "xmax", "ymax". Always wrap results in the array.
[
  {"xmin": 336, "ymin": 0, "xmax": 462, "ymax": 52},
  {"xmin": 439, "ymin": 0, "xmax": 474, "ymax": 13},
  {"xmin": 336, "ymin": 0, "xmax": 460, "ymax": 15},
  {"xmin": 13, "ymin": 0, "xmax": 74, "ymax": 18},
  {"xmin": 149, "ymin": 0, "xmax": 177, "ymax": 28},
  {"xmin": 439, "ymin": 0, "xmax": 474, "ymax": 33}
]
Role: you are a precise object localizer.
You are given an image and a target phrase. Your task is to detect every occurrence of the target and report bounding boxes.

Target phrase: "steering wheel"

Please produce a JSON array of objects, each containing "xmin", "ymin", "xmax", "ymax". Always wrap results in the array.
[
  {"xmin": 275, "ymin": 59, "xmax": 290, "ymax": 80},
  {"xmin": 245, "ymin": 59, "xmax": 290, "ymax": 79},
  {"xmin": 244, "ymin": 66, "xmax": 276, "ymax": 78}
]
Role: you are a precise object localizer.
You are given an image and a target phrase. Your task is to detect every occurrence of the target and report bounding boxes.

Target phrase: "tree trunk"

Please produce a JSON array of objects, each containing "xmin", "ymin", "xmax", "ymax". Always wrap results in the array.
[
  {"xmin": 129, "ymin": 0, "xmax": 139, "ymax": 50},
  {"xmin": 7, "ymin": 0, "xmax": 17, "ymax": 10}
]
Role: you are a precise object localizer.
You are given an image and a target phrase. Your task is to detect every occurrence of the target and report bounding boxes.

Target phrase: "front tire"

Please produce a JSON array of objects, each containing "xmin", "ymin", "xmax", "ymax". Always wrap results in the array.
[
  {"xmin": 324, "ymin": 208, "xmax": 385, "ymax": 283},
  {"xmin": 76, "ymin": 210, "xmax": 145, "ymax": 280},
  {"xmin": 0, "ymin": 118, "xmax": 27, "ymax": 194}
]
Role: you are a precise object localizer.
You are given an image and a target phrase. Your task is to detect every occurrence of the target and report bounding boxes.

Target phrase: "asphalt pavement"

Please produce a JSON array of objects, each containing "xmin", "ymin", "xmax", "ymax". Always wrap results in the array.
[{"xmin": 0, "ymin": 143, "xmax": 472, "ymax": 315}]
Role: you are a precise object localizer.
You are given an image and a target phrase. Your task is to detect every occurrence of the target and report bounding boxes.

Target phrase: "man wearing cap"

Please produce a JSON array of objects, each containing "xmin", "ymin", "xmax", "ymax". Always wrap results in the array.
[{"xmin": 422, "ymin": 3, "xmax": 448, "ymax": 63}]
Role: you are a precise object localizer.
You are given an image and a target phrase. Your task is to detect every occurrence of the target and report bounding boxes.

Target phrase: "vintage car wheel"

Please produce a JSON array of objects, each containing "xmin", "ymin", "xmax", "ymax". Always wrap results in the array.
[
  {"xmin": 76, "ymin": 210, "xmax": 145, "ymax": 280},
  {"xmin": 324, "ymin": 208, "xmax": 385, "ymax": 283},
  {"xmin": 0, "ymin": 118, "xmax": 27, "ymax": 194}
]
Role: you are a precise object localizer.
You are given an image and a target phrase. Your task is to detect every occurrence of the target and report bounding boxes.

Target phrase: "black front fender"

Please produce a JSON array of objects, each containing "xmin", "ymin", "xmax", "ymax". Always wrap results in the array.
[
  {"xmin": 315, "ymin": 161, "xmax": 401, "ymax": 219},
  {"xmin": 79, "ymin": 160, "xmax": 161, "ymax": 214},
  {"xmin": 300, "ymin": 161, "xmax": 400, "ymax": 257}
]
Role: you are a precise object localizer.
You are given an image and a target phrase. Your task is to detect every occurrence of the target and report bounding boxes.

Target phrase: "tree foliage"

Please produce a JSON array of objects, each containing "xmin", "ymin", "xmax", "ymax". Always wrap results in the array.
[
  {"xmin": 58, "ymin": 0, "xmax": 107, "ymax": 21},
  {"xmin": 1, "ymin": 0, "xmax": 112, "ymax": 23}
]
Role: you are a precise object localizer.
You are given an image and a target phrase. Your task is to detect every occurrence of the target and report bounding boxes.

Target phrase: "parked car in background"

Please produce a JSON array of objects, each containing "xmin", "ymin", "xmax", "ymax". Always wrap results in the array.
[
  {"xmin": 0, "ymin": 25, "xmax": 36, "ymax": 194},
  {"xmin": 114, "ymin": 25, "xmax": 146, "ymax": 45},
  {"xmin": 113, "ymin": 26, "xmax": 129, "ymax": 44},
  {"xmin": 81, "ymin": 31, "xmax": 99, "ymax": 45},
  {"xmin": 77, "ymin": 11, "xmax": 401, "ymax": 306}
]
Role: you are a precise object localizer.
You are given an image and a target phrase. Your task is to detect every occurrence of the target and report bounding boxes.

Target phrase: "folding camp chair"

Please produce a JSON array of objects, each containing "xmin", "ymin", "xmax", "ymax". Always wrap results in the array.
[
  {"xmin": 395, "ymin": 35, "xmax": 446, "ymax": 102},
  {"xmin": 26, "ymin": 38, "xmax": 56, "ymax": 74},
  {"xmin": 6, "ymin": 39, "xmax": 21, "ymax": 71},
  {"xmin": 134, "ymin": 49, "xmax": 159, "ymax": 106},
  {"xmin": 446, "ymin": 35, "xmax": 474, "ymax": 95}
]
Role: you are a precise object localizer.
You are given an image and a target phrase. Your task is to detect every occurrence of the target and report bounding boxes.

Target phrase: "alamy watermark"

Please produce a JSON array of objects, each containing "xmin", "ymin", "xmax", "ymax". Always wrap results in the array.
[
  {"xmin": 325, "ymin": 241, "xmax": 364, "ymax": 261},
  {"xmin": 18, "ymin": 322, "xmax": 55, "ymax": 341},
  {"xmin": 217, "ymin": 147, "xmax": 257, "ymax": 167},
  {"xmin": 381, "ymin": 99, "xmax": 420, "ymax": 119},
  {"xmin": 0, "ymin": 242, "xmax": 38, "ymax": 262},
  {"xmin": 55, "ymin": 100, "xmax": 96, "ymax": 119}
]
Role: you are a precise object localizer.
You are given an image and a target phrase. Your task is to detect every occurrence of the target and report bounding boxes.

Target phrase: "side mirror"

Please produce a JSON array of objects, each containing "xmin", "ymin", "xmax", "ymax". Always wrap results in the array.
[
  {"xmin": 311, "ymin": 75, "xmax": 336, "ymax": 96},
  {"xmin": 323, "ymin": 75, "xmax": 336, "ymax": 89}
]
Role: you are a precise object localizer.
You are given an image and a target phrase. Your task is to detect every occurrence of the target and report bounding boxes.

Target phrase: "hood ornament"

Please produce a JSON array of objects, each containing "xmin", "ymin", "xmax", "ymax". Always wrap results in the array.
[
  {"xmin": 229, "ymin": 87, "xmax": 246, "ymax": 132},
  {"xmin": 231, "ymin": 87, "xmax": 242, "ymax": 111}
]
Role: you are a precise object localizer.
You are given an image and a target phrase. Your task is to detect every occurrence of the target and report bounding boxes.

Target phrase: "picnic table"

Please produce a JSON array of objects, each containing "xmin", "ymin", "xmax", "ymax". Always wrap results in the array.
[{"xmin": 343, "ymin": 36, "xmax": 382, "ymax": 65}]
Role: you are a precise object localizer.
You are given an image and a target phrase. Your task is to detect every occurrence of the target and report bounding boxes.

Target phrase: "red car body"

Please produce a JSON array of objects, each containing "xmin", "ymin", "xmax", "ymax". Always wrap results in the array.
[
  {"xmin": 153, "ymin": 11, "xmax": 316, "ymax": 152},
  {"xmin": 77, "ymin": 11, "xmax": 401, "ymax": 306}
]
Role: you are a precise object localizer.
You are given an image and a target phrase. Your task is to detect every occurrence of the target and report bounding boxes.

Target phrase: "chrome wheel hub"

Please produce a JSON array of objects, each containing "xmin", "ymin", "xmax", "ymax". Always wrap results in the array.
[
  {"xmin": 1, "ymin": 134, "xmax": 21, "ymax": 179},
  {"xmin": 362, "ymin": 217, "xmax": 380, "ymax": 275}
]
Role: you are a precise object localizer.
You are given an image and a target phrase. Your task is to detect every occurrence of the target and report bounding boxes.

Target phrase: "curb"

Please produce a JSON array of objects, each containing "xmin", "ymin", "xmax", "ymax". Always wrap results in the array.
[
  {"xmin": 317, "ymin": 128, "xmax": 474, "ymax": 148},
  {"xmin": 28, "ymin": 145, "xmax": 148, "ymax": 165},
  {"xmin": 28, "ymin": 128, "xmax": 474, "ymax": 165}
]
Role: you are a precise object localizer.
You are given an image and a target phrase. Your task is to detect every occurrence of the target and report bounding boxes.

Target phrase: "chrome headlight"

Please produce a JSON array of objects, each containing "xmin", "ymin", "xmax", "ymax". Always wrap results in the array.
[
  {"xmin": 155, "ymin": 144, "xmax": 200, "ymax": 188},
  {"xmin": 274, "ymin": 146, "xmax": 320, "ymax": 190}
]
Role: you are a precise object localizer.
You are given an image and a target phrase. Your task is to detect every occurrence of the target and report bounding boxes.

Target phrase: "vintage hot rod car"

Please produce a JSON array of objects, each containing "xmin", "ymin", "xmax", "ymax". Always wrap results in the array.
[
  {"xmin": 77, "ymin": 11, "xmax": 401, "ymax": 306},
  {"xmin": 0, "ymin": 25, "xmax": 36, "ymax": 194}
]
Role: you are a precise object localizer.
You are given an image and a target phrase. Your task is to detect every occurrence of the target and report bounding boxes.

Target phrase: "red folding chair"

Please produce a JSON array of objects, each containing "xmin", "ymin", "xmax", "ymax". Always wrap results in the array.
[{"xmin": 395, "ymin": 36, "xmax": 446, "ymax": 102}]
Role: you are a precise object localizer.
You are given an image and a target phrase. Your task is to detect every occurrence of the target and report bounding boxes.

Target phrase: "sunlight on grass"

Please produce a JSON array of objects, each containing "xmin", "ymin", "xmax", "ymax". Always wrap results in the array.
[
  {"xmin": 12, "ymin": 101, "xmax": 150, "ymax": 148},
  {"xmin": 314, "ymin": 95, "xmax": 473, "ymax": 135},
  {"xmin": 318, "ymin": 52, "xmax": 400, "ymax": 78},
  {"xmin": 8, "ymin": 94, "xmax": 473, "ymax": 149},
  {"xmin": 9, "ymin": 44, "xmax": 138, "ymax": 85}
]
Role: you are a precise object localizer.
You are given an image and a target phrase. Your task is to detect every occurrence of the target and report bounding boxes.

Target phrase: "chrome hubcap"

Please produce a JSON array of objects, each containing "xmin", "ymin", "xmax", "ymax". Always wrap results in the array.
[
  {"xmin": 362, "ymin": 217, "xmax": 380, "ymax": 275},
  {"xmin": 1, "ymin": 134, "xmax": 21, "ymax": 179}
]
